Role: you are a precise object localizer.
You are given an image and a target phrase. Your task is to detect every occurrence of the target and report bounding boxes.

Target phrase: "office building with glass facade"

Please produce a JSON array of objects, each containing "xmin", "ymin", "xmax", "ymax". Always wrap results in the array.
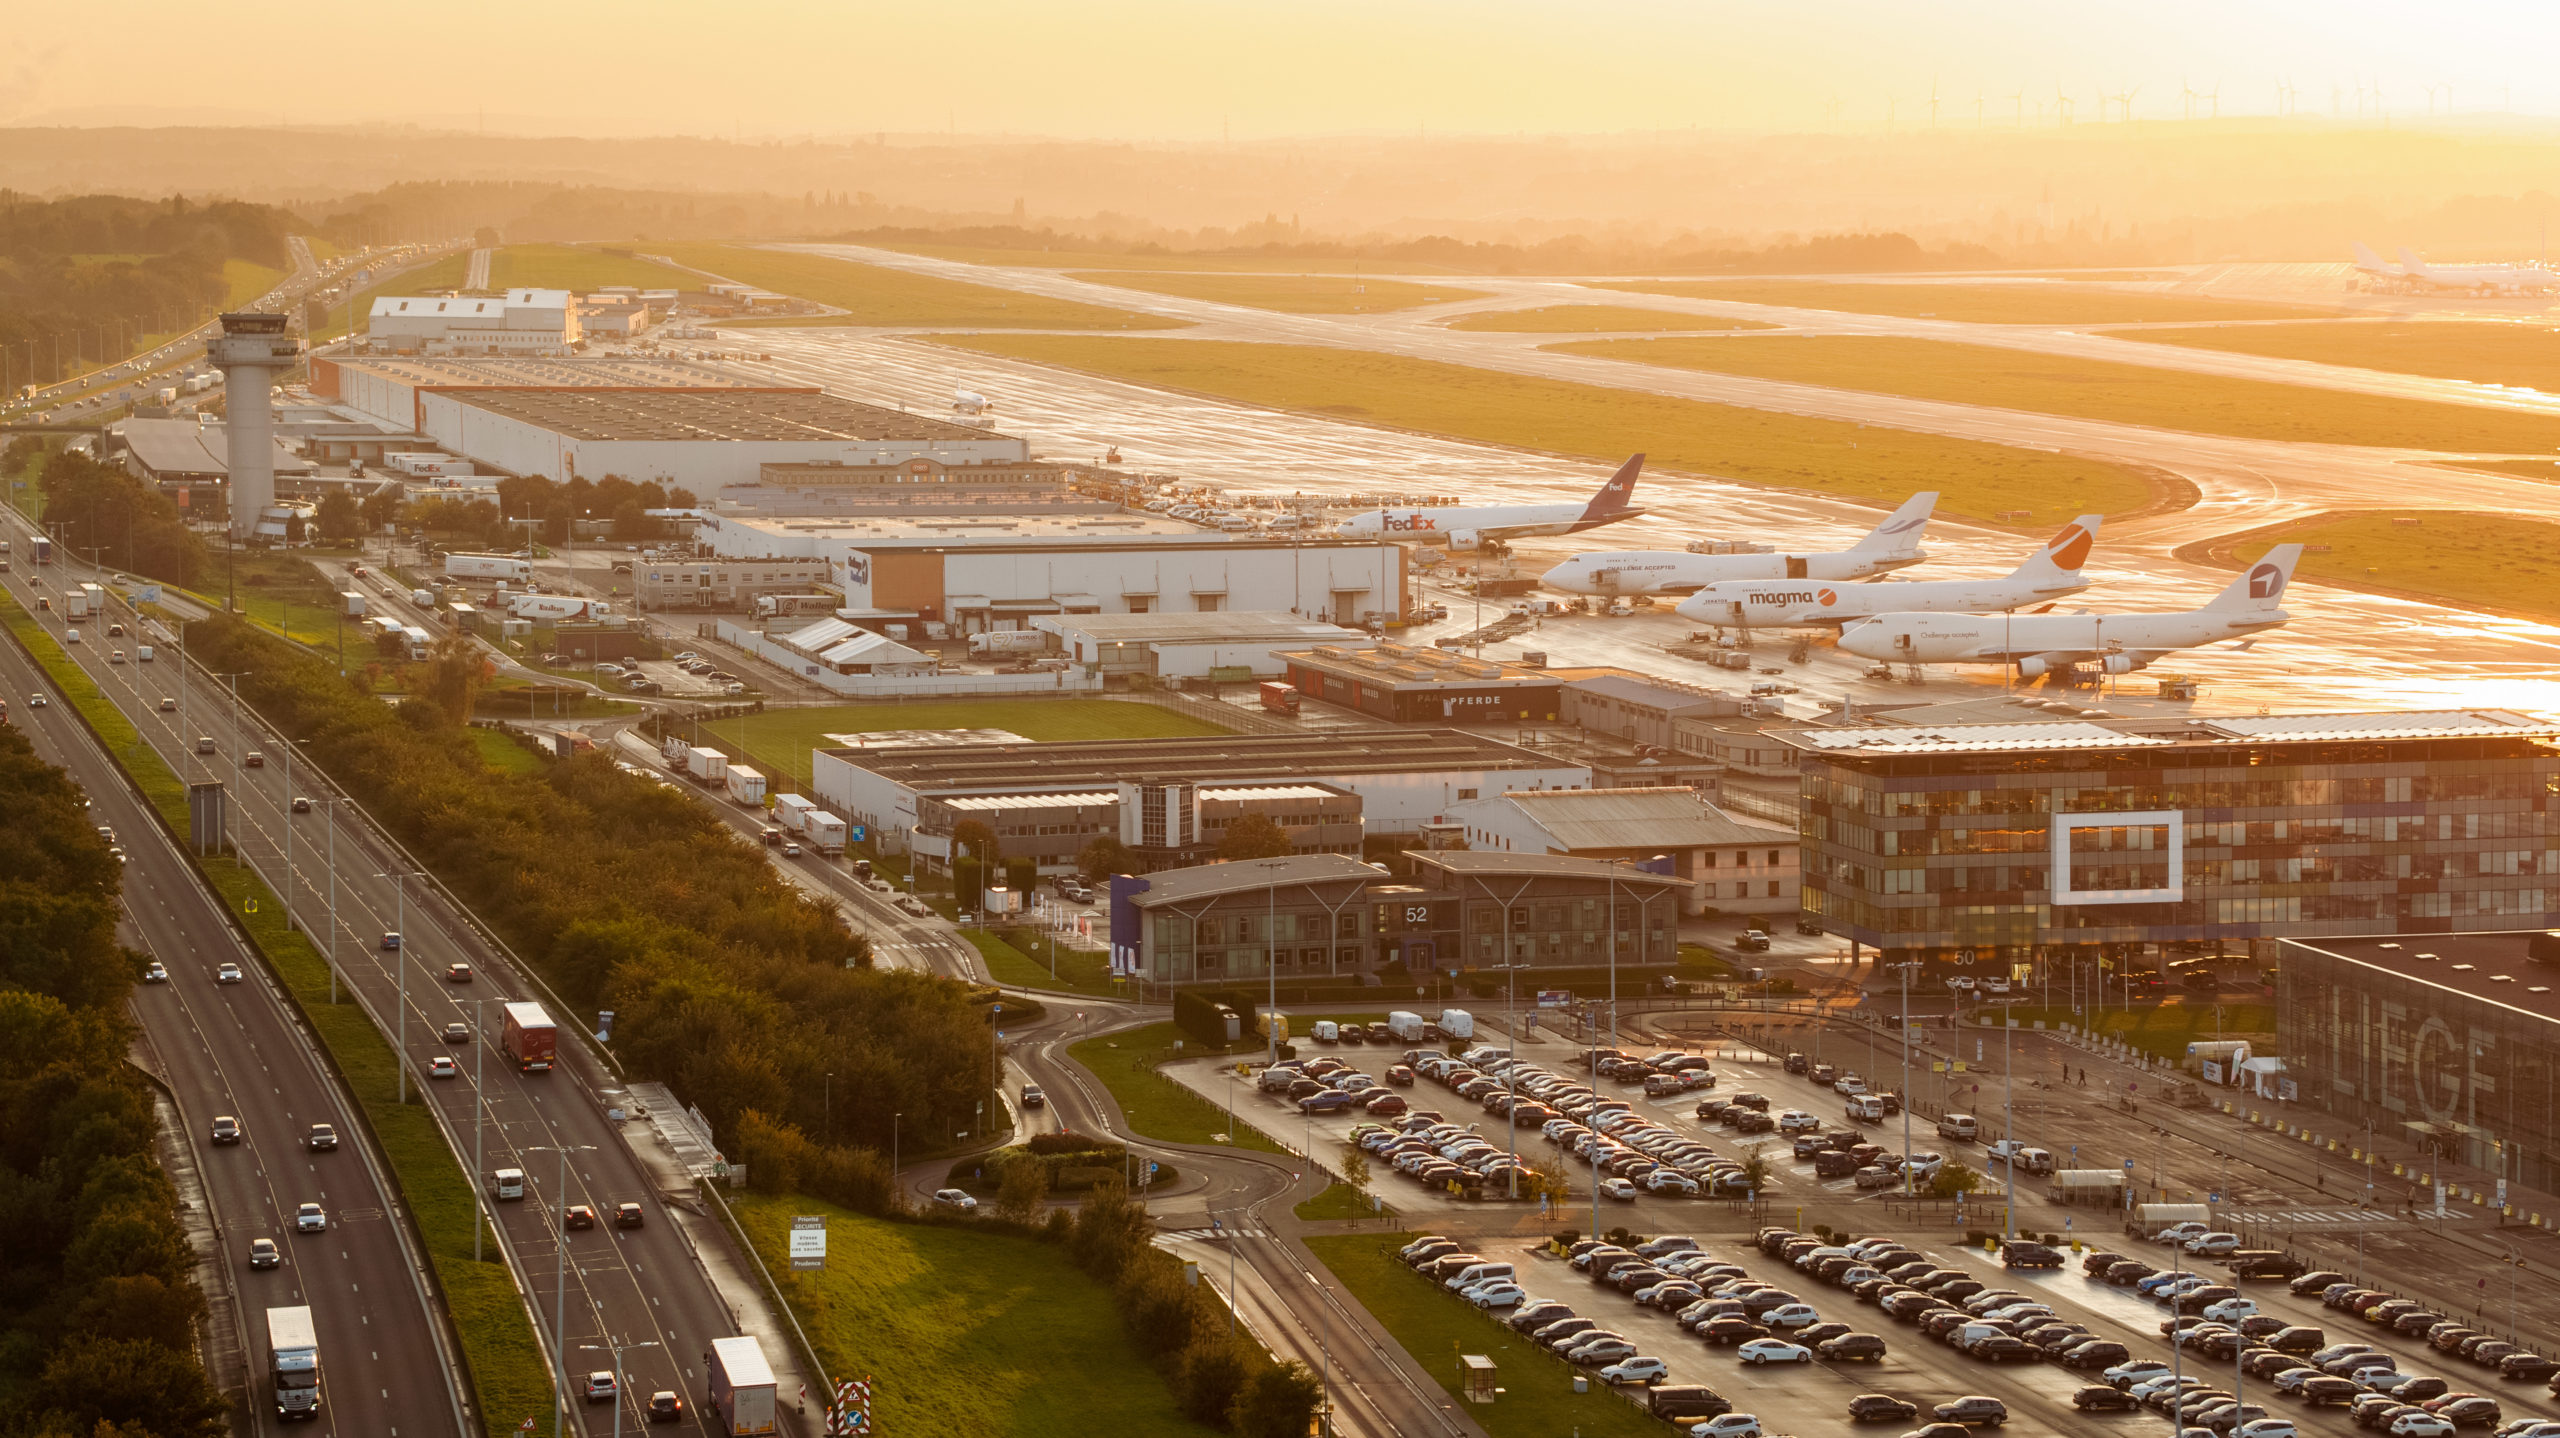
[
  {"xmin": 1783, "ymin": 709, "xmax": 2560, "ymax": 961},
  {"xmin": 2278, "ymin": 930, "xmax": 2560, "ymax": 1196}
]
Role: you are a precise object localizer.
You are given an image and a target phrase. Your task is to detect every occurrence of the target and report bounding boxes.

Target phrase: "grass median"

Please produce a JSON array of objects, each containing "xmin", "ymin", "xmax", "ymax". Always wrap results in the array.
[
  {"xmin": 1552, "ymin": 333, "xmax": 2560, "ymax": 453},
  {"xmin": 1068, "ymin": 1021, "xmax": 1287, "ymax": 1155},
  {"xmin": 931, "ymin": 334, "xmax": 2171, "ymax": 524},
  {"xmin": 1594, "ymin": 278, "xmax": 2339, "ymax": 325},
  {"xmin": 1066, "ymin": 271, "xmax": 1489, "ymax": 314},
  {"xmin": 1, "ymin": 586, "xmax": 556, "ymax": 1432},
  {"xmin": 1445, "ymin": 304, "xmax": 1778, "ymax": 333},
  {"xmin": 656, "ymin": 244, "xmax": 1176, "ymax": 329},
  {"xmin": 967, "ymin": 926, "xmax": 1124, "ymax": 999},
  {"xmin": 1302, "ymin": 1232, "xmax": 1662, "ymax": 1437},
  {"xmin": 728, "ymin": 1191, "xmax": 1218, "ymax": 1437},
  {"xmin": 701, "ymin": 698, "xmax": 1228, "ymax": 789},
  {"xmin": 2174, "ymin": 509, "xmax": 2560, "ymax": 626},
  {"xmin": 2127, "ymin": 320, "xmax": 2560, "ymax": 394}
]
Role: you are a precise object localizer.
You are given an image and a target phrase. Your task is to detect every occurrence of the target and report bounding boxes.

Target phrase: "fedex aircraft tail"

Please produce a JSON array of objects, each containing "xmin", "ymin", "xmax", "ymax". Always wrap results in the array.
[
  {"xmin": 2398, "ymin": 246, "xmax": 2435, "ymax": 279},
  {"xmin": 2351, "ymin": 241, "xmax": 2394, "ymax": 275},
  {"xmin": 2202, "ymin": 544, "xmax": 2304, "ymax": 613},
  {"xmin": 1578, "ymin": 454, "xmax": 1646, "ymax": 521},
  {"xmin": 2004, "ymin": 514, "xmax": 2105, "ymax": 585},
  {"xmin": 1848, "ymin": 491, "xmax": 1939, "ymax": 555}
]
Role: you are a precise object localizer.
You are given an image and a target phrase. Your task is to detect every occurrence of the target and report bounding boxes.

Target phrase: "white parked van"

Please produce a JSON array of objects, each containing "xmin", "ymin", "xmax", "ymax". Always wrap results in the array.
[{"xmin": 1445, "ymin": 1261, "xmax": 1515, "ymax": 1292}]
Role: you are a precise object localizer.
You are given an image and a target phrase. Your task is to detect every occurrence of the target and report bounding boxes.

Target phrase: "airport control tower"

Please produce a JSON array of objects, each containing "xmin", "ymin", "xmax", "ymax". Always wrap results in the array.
[{"xmin": 206, "ymin": 313, "xmax": 300, "ymax": 541}]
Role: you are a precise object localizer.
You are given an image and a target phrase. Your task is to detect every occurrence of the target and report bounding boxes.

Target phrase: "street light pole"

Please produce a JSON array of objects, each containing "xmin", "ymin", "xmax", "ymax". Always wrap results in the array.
[
  {"xmin": 474, "ymin": 997, "xmax": 491, "ymax": 1261},
  {"xmin": 581, "ymin": 1340, "xmax": 657, "ymax": 1438},
  {"xmin": 530, "ymin": 1143, "xmax": 597, "ymax": 1438}
]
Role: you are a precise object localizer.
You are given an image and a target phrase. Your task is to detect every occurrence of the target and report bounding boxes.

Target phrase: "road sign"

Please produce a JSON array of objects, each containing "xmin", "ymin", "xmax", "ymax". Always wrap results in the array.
[
  {"xmin": 2208, "ymin": 1191, "xmax": 2222, "ymax": 1204},
  {"xmin": 2124, "ymin": 1159, "xmax": 2136, "ymax": 1170},
  {"xmin": 789, "ymin": 1215, "xmax": 827, "ymax": 1270}
]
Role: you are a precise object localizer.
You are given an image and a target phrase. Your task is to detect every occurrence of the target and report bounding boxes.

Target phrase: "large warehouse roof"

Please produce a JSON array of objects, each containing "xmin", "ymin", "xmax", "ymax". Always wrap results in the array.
[
  {"xmin": 830, "ymin": 729, "xmax": 1572, "ymax": 791},
  {"xmin": 2284, "ymin": 932, "xmax": 2560, "ymax": 1024},
  {"xmin": 325, "ymin": 355, "xmax": 772, "ymax": 390},
  {"xmin": 454, "ymin": 388, "xmax": 996, "ymax": 443},
  {"xmin": 119, "ymin": 419, "xmax": 314, "ymax": 481}
]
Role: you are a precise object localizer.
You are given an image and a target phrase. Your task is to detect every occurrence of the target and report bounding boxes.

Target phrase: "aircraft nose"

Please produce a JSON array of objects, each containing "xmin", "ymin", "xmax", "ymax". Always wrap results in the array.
[{"xmin": 1538, "ymin": 559, "xmax": 1580, "ymax": 588}]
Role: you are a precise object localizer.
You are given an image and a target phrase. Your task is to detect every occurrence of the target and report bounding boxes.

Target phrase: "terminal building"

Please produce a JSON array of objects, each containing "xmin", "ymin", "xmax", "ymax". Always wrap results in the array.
[
  {"xmin": 363, "ymin": 289, "xmax": 580, "ymax": 356},
  {"xmin": 1107, "ymin": 850, "xmax": 1687, "ymax": 988},
  {"xmin": 2277, "ymin": 929, "xmax": 2560, "ymax": 1196},
  {"xmin": 1785, "ymin": 708, "xmax": 2560, "ymax": 964},
  {"xmin": 811, "ymin": 728, "xmax": 1592, "ymax": 866}
]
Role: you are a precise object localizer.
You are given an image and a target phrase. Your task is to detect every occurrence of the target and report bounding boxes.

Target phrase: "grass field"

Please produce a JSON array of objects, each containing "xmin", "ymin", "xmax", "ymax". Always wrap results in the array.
[
  {"xmin": 933, "ymin": 335, "xmax": 2172, "ymax": 523},
  {"xmin": 1293, "ymin": 1182, "xmax": 1394, "ymax": 1222},
  {"xmin": 0, "ymin": 589, "xmax": 555, "ymax": 1428},
  {"xmin": 970, "ymin": 926, "xmax": 1124, "ymax": 998},
  {"xmin": 1594, "ymin": 279, "xmax": 2341, "ymax": 325},
  {"xmin": 730, "ymin": 1192, "xmax": 1219, "ymax": 1438},
  {"xmin": 485, "ymin": 243, "xmax": 703, "ymax": 293},
  {"xmin": 468, "ymin": 726, "xmax": 546, "ymax": 775},
  {"xmin": 1067, "ymin": 1022, "xmax": 1287, "ymax": 1155},
  {"xmin": 1445, "ymin": 304, "xmax": 1779, "ymax": 334},
  {"xmin": 2128, "ymin": 320, "xmax": 2560, "ymax": 394},
  {"xmin": 1552, "ymin": 334, "xmax": 2560, "ymax": 453},
  {"xmin": 652, "ymin": 244, "xmax": 1176, "ymax": 329},
  {"xmin": 1066, "ymin": 271, "xmax": 1489, "ymax": 314},
  {"xmin": 222, "ymin": 258, "xmax": 285, "ymax": 309},
  {"xmin": 1304, "ymin": 1233, "xmax": 1664, "ymax": 1438},
  {"xmin": 859, "ymin": 240, "xmax": 1467, "ymax": 275},
  {"xmin": 2185, "ymin": 509, "xmax": 2560, "ymax": 627},
  {"xmin": 701, "ymin": 699, "xmax": 1230, "ymax": 789}
]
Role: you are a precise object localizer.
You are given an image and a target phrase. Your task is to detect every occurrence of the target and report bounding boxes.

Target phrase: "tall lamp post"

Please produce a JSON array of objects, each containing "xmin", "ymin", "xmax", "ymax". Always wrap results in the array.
[
  {"xmin": 377, "ymin": 868, "xmax": 426, "ymax": 1102},
  {"xmin": 528, "ymin": 1143, "xmax": 598, "ymax": 1438}
]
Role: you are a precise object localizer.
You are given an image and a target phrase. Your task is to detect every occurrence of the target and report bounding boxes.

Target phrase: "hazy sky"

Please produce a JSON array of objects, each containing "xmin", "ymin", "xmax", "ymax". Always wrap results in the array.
[{"xmin": 12, "ymin": 0, "xmax": 2560, "ymax": 138}]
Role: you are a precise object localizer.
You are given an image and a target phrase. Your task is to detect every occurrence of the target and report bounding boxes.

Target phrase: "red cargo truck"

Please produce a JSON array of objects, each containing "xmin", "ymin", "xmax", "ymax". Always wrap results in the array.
[
  {"xmin": 500, "ymin": 1002, "xmax": 558, "ymax": 1072},
  {"xmin": 1257, "ymin": 680, "xmax": 1301, "ymax": 715}
]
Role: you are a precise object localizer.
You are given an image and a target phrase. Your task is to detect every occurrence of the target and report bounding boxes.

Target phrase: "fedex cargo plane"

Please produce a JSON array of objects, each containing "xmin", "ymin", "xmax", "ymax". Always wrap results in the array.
[
  {"xmin": 1335, "ymin": 454, "xmax": 1645, "ymax": 551},
  {"xmin": 1675, "ymin": 514, "xmax": 2102, "ymax": 632}
]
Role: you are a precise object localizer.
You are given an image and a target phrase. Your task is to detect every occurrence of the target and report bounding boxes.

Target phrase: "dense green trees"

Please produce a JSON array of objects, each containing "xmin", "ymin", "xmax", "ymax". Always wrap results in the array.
[
  {"xmin": 1214, "ymin": 812, "xmax": 1292, "ymax": 861},
  {"xmin": 0, "ymin": 729, "xmax": 225, "ymax": 1438},
  {"xmin": 34, "ymin": 449, "xmax": 208, "ymax": 585},
  {"xmin": 185, "ymin": 612, "xmax": 993, "ymax": 1153},
  {"xmin": 0, "ymin": 191, "xmax": 294, "ymax": 392}
]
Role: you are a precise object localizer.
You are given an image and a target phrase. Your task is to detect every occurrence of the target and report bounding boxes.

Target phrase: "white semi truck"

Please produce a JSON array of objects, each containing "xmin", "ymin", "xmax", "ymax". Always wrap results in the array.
[
  {"xmin": 443, "ymin": 552, "xmax": 533, "ymax": 584},
  {"xmin": 267, "ymin": 1305, "xmax": 323, "ymax": 1421},
  {"xmin": 804, "ymin": 812, "xmax": 848, "ymax": 856},
  {"xmin": 771, "ymin": 793, "xmax": 819, "ymax": 833}
]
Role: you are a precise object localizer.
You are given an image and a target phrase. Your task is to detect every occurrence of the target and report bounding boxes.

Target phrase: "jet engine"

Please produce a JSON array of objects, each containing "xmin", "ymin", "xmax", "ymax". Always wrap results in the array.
[
  {"xmin": 2015, "ymin": 651, "xmax": 2087, "ymax": 679},
  {"xmin": 1447, "ymin": 529, "xmax": 1484, "ymax": 552},
  {"xmin": 2099, "ymin": 652, "xmax": 2148, "ymax": 675}
]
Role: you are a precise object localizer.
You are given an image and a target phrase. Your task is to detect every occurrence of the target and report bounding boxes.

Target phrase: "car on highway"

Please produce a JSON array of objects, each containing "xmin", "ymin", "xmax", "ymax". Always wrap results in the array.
[
  {"xmin": 428, "ymin": 1056, "xmax": 458, "ymax": 1079},
  {"xmin": 1599, "ymin": 1356, "xmax": 1671, "ymax": 1385},
  {"xmin": 216, "ymin": 962, "xmax": 244, "ymax": 984},
  {"xmin": 142, "ymin": 960, "xmax": 168, "ymax": 983},
  {"xmin": 244, "ymin": 752, "xmax": 263, "ymax": 768},
  {"xmin": 306, "ymin": 1123, "xmax": 337, "ymax": 1151},
  {"xmin": 583, "ymin": 1372, "xmax": 618, "ymax": 1402},
  {"xmin": 610, "ymin": 1201, "xmax": 645, "ymax": 1229},
  {"xmin": 444, "ymin": 962, "xmax": 472, "ymax": 983},
  {"xmin": 564, "ymin": 1204, "xmax": 597, "ymax": 1230},
  {"xmin": 294, "ymin": 1202, "xmax": 326, "ymax": 1233},
  {"xmin": 1736, "ymin": 1339, "xmax": 1811, "ymax": 1365},
  {"xmin": 1020, "ymin": 1084, "xmax": 1045, "ymax": 1109},
  {"xmin": 380, "ymin": 932, "xmax": 401, "ymax": 950},
  {"xmin": 646, "ymin": 1393, "xmax": 684, "ymax": 1424},
  {"xmin": 248, "ymin": 1236, "xmax": 282, "ymax": 1269},
  {"xmin": 932, "ymin": 1188, "xmax": 978, "ymax": 1212},
  {"xmin": 443, "ymin": 1022, "xmax": 469, "ymax": 1042}
]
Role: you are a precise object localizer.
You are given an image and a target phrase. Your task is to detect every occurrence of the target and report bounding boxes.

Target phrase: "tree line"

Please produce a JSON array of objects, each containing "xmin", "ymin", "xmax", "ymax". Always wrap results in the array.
[
  {"xmin": 395, "ymin": 474, "xmax": 697, "ymax": 552},
  {"xmin": 1, "ymin": 192, "xmax": 296, "ymax": 393},
  {"xmin": 0, "ymin": 729, "xmax": 227, "ymax": 1438},
  {"xmin": 183, "ymin": 610, "xmax": 996, "ymax": 1157},
  {"xmin": 27, "ymin": 446, "xmax": 209, "ymax": 586}
]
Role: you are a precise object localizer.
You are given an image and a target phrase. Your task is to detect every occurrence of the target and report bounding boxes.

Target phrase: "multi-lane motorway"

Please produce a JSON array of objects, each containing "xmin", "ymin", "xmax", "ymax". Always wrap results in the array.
[
  {"xmin": 0, "ymin": 533, "xmax": 775, "ymax": 1438},
  {"xmin": 0, "ymin": 589, "xmax": 467, "ymax": 1438}
]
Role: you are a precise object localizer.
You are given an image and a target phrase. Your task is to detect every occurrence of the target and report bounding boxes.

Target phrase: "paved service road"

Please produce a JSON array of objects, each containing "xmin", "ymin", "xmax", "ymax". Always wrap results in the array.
[
  {"xmin": 0, "ymin": 535, "xmax": 779, "ymax": 1438},
  {"xmin": 0, "ymin": 601, "xmax": 467, "ymax": 1438}
]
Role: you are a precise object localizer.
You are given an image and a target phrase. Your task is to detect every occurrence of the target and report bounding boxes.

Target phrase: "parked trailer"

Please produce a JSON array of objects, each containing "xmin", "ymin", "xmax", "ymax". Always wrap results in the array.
[
  {"xmin": 499, "ymin": 1001, "xmax": 557, "ymax": 1072},
  {"xmin": 771, "ymin": 793, "xmax": 819, "ymax": 834},
  {"xmin": 707, "ymin": 1336, "xmax": 778, "ymax": 1438},
  {"xmin": 725, "ymin": 765, "xmax": 767, "ymax": 807},
  {"xmin": 685, "ymin": 746, "xmax": 729, "ymax": 785},
  {"xmin": 266, "ymin": 1305, "xmax": 323, "ymax": 1421},
  {"xmin": 804, "ymin": 812, "xmax": 848, "ymax": 856},
  {"xmin": 442, "ymin": 552, "xmax": 534, "ymax": 583}
]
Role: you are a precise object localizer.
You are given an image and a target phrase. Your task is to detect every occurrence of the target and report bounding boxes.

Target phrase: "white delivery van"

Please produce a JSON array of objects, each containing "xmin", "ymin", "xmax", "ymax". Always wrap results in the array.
[{"xmin": 491, "ymin": 1168, "xmax": 526, "ymax": 1201}]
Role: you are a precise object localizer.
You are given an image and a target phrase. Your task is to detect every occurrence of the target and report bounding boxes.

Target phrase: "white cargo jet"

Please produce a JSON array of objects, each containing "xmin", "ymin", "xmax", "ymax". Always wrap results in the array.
[
  {"xmin": 2359, "ymin": 243, "xmax": 2556, "ymax": 295},
  {"xmin": 1335, "ymin": 454, "xmax": 1645, "ymax": 551},
  {"xmin": 1541, "ymin": 490, "xmax": 1937, "ymax": 597},
  {"xmin": 1836, "ymin": 545, "xmax": 2302, "ymax": 679},
  {"xmin": 1674, "ymin": 514, "xmax": 2102, "ymax": 632}
]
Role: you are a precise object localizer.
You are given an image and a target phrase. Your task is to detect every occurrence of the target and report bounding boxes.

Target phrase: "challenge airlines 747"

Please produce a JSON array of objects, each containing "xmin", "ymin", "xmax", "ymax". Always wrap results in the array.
[
  {"xmin": 1335, "ymin": 454, "xmax": 1646, "ymax": 551},
  {"xmin": 1675, "ymin": 514, "xmax": 2103, "ymax": 633}
]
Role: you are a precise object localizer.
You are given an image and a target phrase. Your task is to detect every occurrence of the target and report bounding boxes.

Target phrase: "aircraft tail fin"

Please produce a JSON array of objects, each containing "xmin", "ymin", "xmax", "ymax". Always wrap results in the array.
[
  {"xmin": 1847, "ymin": 491, "xmax": 1939, "ymax": 554},
  {"xmin": 2005, "ymin": 514, "xmax": 2105, "ymax": 585},
  {"xmin": 1578, "ymin": 454, "xmax": 1645, "ymax": 521},
  {"xmin": 2203, "ymin": 543, "xmax": 2303, "ymax": 613},
  {"xmin": 2351, "ymin": 241, "xmax": 2392, "ymax": 274},
  {"xmin": 2398, "ymin": 245, "xmax": 2433, "ymax": 278}
]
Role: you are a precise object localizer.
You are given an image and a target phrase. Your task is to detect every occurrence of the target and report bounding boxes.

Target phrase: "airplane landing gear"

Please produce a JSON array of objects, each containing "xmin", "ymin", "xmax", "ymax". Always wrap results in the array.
[
  {"xmin": 1787, "ymin": 637, "xmax": 1811, "ymax": 665},
  {"xmin": 1903, "ymin": 664, "xmax": 1927, "ymax": 685}
]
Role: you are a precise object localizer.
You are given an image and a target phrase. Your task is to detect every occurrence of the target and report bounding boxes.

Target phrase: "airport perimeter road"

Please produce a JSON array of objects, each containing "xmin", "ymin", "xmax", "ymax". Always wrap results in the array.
[
  {"xmin": 0, "ymin": 613, "xmax": 467, "ymax": 1438},
  {"xmin": 0, "ymin": 548, "xmax": 766, "ymax": 1438}
]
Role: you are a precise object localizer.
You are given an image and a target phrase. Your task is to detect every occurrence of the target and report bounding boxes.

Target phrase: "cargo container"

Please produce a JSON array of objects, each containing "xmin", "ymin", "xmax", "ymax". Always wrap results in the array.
[
  {"xmin": 399, "ymin": 624, "xmax": 431, "ymax": 660},
  {"xmin": 725, "ymin": 765, "xmax": 767, "ymax": 807},
  {"xmin": 499, "ymin": 1001, "xmax": 557, "ymax": 1072},
  {"xmin": 266, "ymin": 1305, "xmax": 323, "ymax": 1421},
  {"xmin": 30, "ymin": 537, "xmax": 51, "ymax": 564},
  {"xmin": 804, "ymin": 812, "xmax": 848, "ymax": 855},
  {"xmin": 339, "ymin": 590, "xmax": 366, "ymax": 617},
  {"xmin": 443, "ymin": 553, "xmax": 533, "ymax": 583},
  {"xmin": 65, "ymin": 582, "xmax": 103, "ymax": 618},
  {"xmin": 685, "ymin": 746, "xmax": 729, "ymax": 785},
  {"xmin": 772, "ymin": 793, "xmax": 819, "ymax": 833},
  {"xmin": 1257, "ymin": 680, "xmax": 1301, "ymax": 715},
  {"xmin": 706, "ymin": 1336, "xmax": 777, "ymax": 1438}
]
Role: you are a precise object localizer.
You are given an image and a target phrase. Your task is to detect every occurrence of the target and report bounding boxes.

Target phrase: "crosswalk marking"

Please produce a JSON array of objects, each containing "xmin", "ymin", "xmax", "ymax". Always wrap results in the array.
[{"xmin": 1161, "ymin": 1226, "xmax": 1271, "ymax": 1241}]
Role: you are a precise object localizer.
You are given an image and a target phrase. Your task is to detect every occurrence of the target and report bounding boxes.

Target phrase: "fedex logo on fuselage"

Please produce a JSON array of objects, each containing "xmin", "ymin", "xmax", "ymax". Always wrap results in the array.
[{"xmin": 1382, "ymin": 513, "xmax": 1439, "ymax": 532}]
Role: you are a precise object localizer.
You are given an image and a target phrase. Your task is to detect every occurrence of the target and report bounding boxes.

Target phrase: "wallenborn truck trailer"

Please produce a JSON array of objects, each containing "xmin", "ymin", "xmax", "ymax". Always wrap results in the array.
[
  {"xmin": 707, "ymin": 1336, "xmax": 778, "ymax": 1437},
  {"xmin": 771, "ymin": 793, "xmax": 819, "ymax": 833},
  {"xmin": 267, "ymin": 1305, "xmax": 322, "ymax": 1420},
  {"xmin": 725, "ymin": 765, "xmax": 767, "ymax": 806}
]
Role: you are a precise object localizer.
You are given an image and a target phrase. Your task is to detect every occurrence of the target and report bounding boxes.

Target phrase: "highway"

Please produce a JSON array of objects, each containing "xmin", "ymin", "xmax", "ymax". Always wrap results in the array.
[
  {"xmin": 0, "ymin": 534, "xmax": 776, "ymax": 1438},
  {"xmin": 0, "ymin": 591, "xmax": 467, "ymax": 1438}
]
